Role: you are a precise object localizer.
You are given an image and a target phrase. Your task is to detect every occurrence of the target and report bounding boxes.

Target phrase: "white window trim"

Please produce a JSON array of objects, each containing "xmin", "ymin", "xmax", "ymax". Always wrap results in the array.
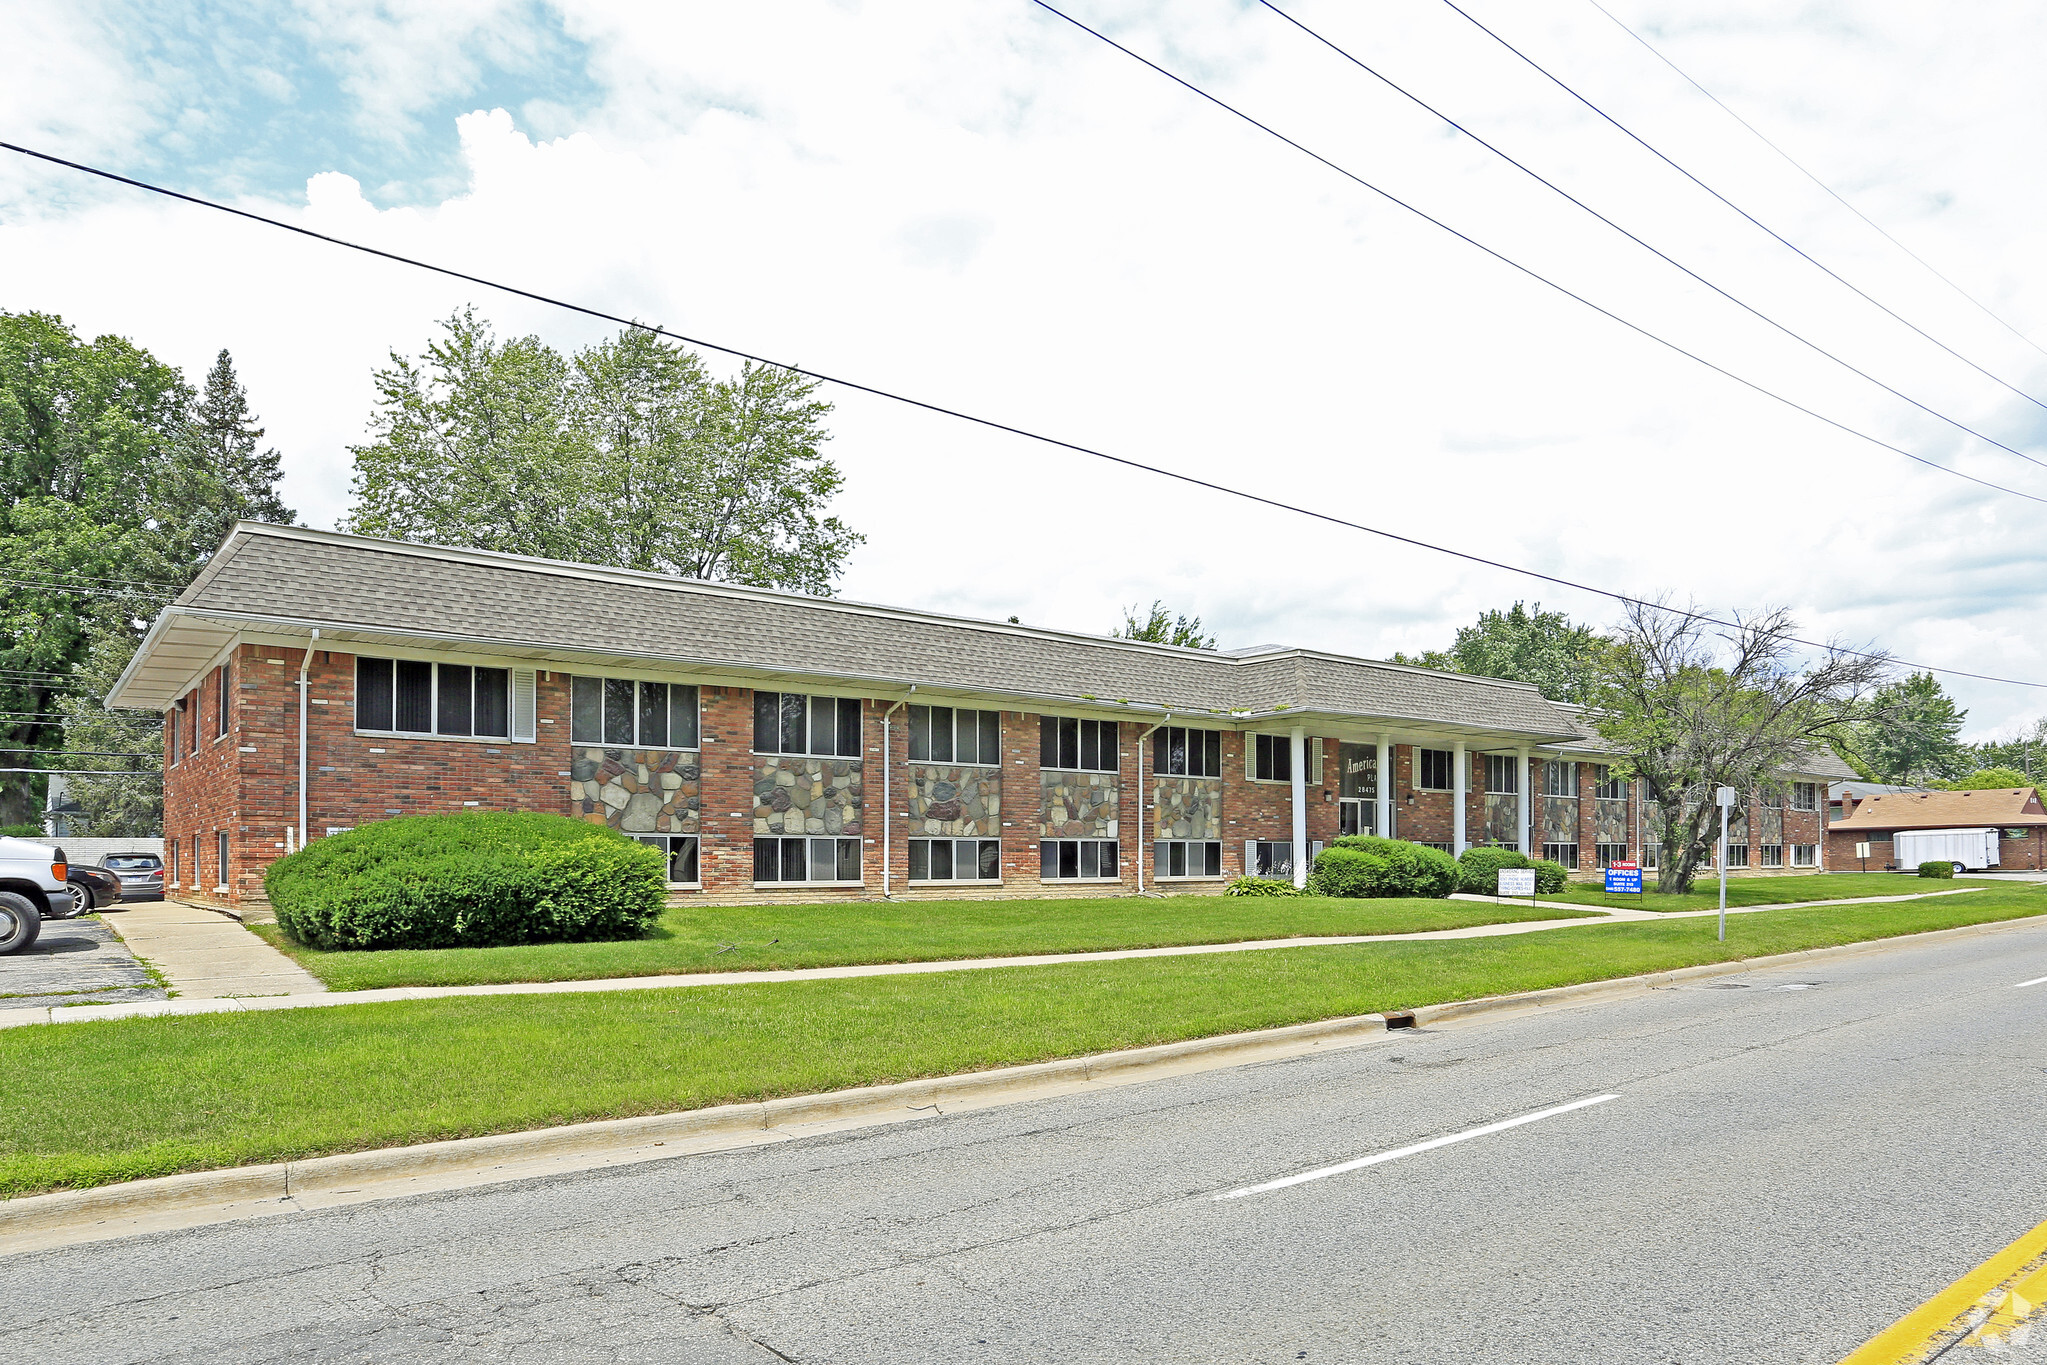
[
  {"xmin": 1416, "ymin": 748, "xmax": 1455, "ymax": 792},
  {"xmin": 752, "ymin": 880, "xmax": 867, "ymax": 889},
  {"xmin": 1244, "ymin": 734, "xmax": 1321, "ymax": 786}
]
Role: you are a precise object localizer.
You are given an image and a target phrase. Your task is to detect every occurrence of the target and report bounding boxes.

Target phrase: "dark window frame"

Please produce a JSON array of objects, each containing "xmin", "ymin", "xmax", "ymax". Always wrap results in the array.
[
  {"xmin": 1418, "ymin": 748, "xmax": 1454, "ymax": 791},
  {"xmin": 1252, "ymin": 734, "xmax": 1292, "ymax": 783},
  {"xmin": 356, "ymin": 656, "xmax": 513, "ymax": 741},
  {"xmin": 753, "ymin": 691, "xmax": 862, "ymax": 759},
  {"xmin": 1152, "ymin": 726, "xmax": 1223, "ymax": 778},
  {"xmin": 1039, "ymin": 716, "xmax": 1118, "ymax": 773},
  {"xmin": 1039, "ymin": 838, "xmax": 1120, "ymax": 880},
  {"xmin": 1152, "ymin": 840, "xmax": 1223, "ymax": 879},
  {"xmin": 908, "ymin": 837, "xmax": 1002, "ymax": 882},
  {"xmin": 633, "ymin": 835, "xmax": 701, "ymax": 884},
  {"xmin": 753, "ymin": 836, "xmax": 863, "ymax": 884},
  {"xmin": 908, "ymin": 706, "xmax": 1001, "ymax": 766},
  {"xmin": 572, "ymin": 676, "xmax": 700, "ymax": 750}
]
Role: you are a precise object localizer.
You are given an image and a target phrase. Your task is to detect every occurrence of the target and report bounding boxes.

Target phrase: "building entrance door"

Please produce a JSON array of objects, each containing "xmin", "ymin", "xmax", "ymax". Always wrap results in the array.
[{"xmin": 1338, "ymin": 743, "xmax": 1376, "ymax": 837}]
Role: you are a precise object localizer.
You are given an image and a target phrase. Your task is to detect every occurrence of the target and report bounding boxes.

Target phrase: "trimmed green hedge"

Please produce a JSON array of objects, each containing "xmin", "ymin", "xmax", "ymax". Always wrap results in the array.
[
  {"xmin": 1314, "ymin": 837, "xmax": 1459, "ymax": 899},
  {"xmin": 1917, "ymin": 859, "xmax": 1957, "ymax": 879},
  {"xmin": 1224, "ymin": 875, "xmax": 1302, "ymax": 897},
  {"xmin": 1454, "ymin": 847, "xmax": 1569, "ymax": 896},
  {"xmin": 266, "ymin": 812, "xmax": 667, "ymax": 951}
]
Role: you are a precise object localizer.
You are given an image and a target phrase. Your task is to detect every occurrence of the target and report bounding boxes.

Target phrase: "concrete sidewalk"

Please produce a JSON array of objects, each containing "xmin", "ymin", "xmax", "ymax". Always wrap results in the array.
[
  {"xmin": 102, "ymin": 900, "xmax": 325, "ymax": 1001},
  {"xmin": 0, "ymin": 885, "xmax": 1992, "ymax": 1030}
]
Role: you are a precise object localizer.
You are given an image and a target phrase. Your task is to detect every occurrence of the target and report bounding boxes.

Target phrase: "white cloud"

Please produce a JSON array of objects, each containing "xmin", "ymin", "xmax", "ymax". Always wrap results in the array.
[{"xmin": 4, "ymin": 0, "xmax": 2047, "ymax": 738}]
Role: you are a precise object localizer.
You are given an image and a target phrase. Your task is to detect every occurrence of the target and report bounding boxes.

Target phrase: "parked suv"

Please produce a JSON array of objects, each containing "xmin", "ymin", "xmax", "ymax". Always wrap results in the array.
[
  {"xmin": 0, "ymin": 836, "xmax": 74, "ymax": 955},
  {"xmin": 98, "ymin": 852, "xmax": 165, "ymax": 903}
]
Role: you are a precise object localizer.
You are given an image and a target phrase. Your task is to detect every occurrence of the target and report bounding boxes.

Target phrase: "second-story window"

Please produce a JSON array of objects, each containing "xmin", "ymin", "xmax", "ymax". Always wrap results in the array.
[
  {"xmin": 215, "ymin": 662, "xmax": 231, "ymax": 738},
  {"xmin": 572, "ymin": 677, "xmax": 700, "ymax": 749},
  {"xmin": 908, "ymin": 705, "xmax": 1000, "ymax": 764},
  {"xmin": 1792, "ymin": 782, "xmax": 1819, "ymax": 811},
  {"xmin": 1417, "ymin": 748, "xmax": 1454, "ymax": 791},
  {"xmin": 1541, "ymin": 760, "xmax": 1577, "ymax": 797},
  {"xmin": 1594, "ymin": 765, "xmax": 1626, "ymax": 800},
  {"xmin": 1153, "ymin": 726, "xmax": 1222, "ymax": 777},
  {"xmin": 1484, "ymin": 754, "xmax": 1521, "ymax": 795},
  {"xmin": 754, "ymin": 691, "xmax": 862, "ymax": 758},
  {"xmin": 1040, "ymin": 716, "xmax": 1118, "ymax": 772},
  {"xmin": 357, "ymin": 657, "xmax": 512, "ymax": 739}
]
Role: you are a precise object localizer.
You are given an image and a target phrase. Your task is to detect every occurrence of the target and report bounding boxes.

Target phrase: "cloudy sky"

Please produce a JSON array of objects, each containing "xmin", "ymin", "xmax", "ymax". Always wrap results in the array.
[{"xmin": 4, "ymin": 0, "xmax": 2045, "ymax": 740}]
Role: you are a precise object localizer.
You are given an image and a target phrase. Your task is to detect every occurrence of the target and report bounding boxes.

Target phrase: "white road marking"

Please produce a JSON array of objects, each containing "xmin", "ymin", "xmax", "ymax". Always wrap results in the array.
[
  {"xmin": 2014, "ymin": 975, "xmax": 2047, "ymax": 989},
  {"xmin": 1214, "ymin": 1094, "xmax": 1620, "ymax": 1201}
]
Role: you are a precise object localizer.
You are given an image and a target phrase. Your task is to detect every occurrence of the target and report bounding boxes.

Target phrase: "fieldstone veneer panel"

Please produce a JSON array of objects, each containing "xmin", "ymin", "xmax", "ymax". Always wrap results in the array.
[
  {"xmin": 906, "ymin": 764, "xmax": 1000, "ymax": 836},
  {"xmin": 1481, "ymin": 793, "xmax": 1519, "ymax": 846},
  {"xmin": 1041, "ymin": 770, "xmax": 1118, "ymax": 838},
  {"xmin": 1153, "ymin": 776, "xmax": 1221, "ymax": 840},
  {"xmin": 1757, "ymin": 807, "xmax": 1784, "ymax": 841},
  {"xmin": 755, "ymin": 757, "xmax": 864, "ymax": 837},
  {"xmin": 1541, "ymin": 796, "xmax": 1577, "ymax": 844},
  {"xmin": 572, "ymin": 748, "xmax": 701, "ymax": 834},
  {"xmin": 1594, "ymin": 798, "xmax": 1629, "ymax": 845}
]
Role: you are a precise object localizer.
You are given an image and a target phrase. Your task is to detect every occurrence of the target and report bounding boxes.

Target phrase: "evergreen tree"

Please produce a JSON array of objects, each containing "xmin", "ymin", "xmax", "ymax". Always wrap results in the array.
[{"xmin": 171, "ymin": 349, "xmax": 296, "ymax": 556}]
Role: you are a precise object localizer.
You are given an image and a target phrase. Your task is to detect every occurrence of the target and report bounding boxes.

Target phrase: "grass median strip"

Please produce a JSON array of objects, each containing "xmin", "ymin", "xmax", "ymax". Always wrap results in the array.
[
  {"xmin": 1535, "ymin": 870, "xmax": 1977, "ymax": 913},
  {"xmin": 4, "ymin": 884, "xmax": 2041, "ymax": 1199},
  {"xmin": 247, "ymin": 894, "xmax": 1598, "ymax": 991}
]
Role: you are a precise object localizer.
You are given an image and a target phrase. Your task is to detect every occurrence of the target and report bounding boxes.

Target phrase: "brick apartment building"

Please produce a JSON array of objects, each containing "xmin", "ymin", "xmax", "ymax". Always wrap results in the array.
[
  {"xmin": 1829, "ymin": 787, "xmax": 2047, "ymax": 871},
  {"xmin": 110, "ymin": 525, "xmax": 1850, "ymax": 910}
]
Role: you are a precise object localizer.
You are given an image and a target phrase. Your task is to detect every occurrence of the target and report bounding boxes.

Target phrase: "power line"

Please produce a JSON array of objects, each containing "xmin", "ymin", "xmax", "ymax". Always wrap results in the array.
[
  {"xmin": 0, "ymin": 144, "xmax": 2040, "ymax": 690},
  {"xmin": 1583, "ymin": 0, "xmax": 2047, "ymax": 367},
  {"xmin": 1289, "ymin": 0, "xmax": 2047, "ymax": 425},
  {"xmin": 0, "ymin": 768, "xmax": 158, "ymax": 776},
  {"xmin": 0, "ymin": 749, "xmax": 155, "ymax": 758}
]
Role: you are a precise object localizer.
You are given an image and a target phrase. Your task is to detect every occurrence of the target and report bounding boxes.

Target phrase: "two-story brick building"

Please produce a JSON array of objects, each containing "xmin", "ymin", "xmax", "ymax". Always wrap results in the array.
[{"xmin": 110, "ymin": 524, "xmax": 1849, "ymax": 911}]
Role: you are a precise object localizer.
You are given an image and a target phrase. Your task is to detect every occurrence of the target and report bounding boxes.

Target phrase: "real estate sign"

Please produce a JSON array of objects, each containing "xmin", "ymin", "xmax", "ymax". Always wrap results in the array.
[
  {"xmin": 1497, "ymin": 867, "xmax": 1537, "ymax": 897},
  {"xmin": 1604, "ymin": 861, "xmax": 1642, "ymax": 894}
]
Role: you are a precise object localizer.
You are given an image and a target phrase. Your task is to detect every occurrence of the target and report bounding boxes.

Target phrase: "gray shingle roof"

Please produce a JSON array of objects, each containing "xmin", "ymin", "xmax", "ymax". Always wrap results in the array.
[{"xmin": 114, "ymin": 525, "xmax": 1586, "ymax": 741}]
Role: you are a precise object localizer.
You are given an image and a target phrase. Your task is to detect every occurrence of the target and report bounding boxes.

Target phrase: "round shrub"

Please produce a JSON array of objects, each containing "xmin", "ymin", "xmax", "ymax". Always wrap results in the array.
[
  {"xmin": 1455, "ymin": 846, "xmax": 1532, "ymax": 895},
  {"xmin": 1917, "ymin": 859, "xmax": 1957, "ymax": 879},
  {"xmin": 266, "ymin": 811, "xmax": 668, "ymax": 950},
  {"xmin": 1316, "ymin": 836, "xmax": 1459, "ymax": 899},
  {"xmin": 1529, "ymin": 858, "xmax": 1569, "ymax": 895},
  {"xmin": 1225, "ymin": 875, "xmax": 1302, "ymax": 897}
]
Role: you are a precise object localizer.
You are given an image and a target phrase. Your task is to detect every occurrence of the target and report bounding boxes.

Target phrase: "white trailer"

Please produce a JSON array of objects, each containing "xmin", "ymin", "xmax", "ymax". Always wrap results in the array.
[{"xmin": 1893, "ymin": 827, "xmax": 2001, "ymax": 872}]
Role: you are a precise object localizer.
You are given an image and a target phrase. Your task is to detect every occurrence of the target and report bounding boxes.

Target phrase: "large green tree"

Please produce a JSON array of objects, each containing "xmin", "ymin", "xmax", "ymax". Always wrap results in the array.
[
  {"xmin": 345, "ymin": 310, "xmax": 863, "ymax": 594},
  {"xmin": 0, "ymin": 312, "xmax": 292, "ymax": 828},
  {"xmin": 1392, "ymin": 601, "xmax": 1605, "ymax": 703},
  {"xmin": 1836, "ymin": 672, "xmax": 1968, "ymax": 783}
]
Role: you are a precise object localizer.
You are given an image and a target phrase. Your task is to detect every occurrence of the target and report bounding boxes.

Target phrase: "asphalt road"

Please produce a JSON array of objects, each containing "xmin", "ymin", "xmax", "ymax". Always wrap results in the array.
[
  {"xmin": 0, "ymin": 915, "xmax": 163, "ymax": 1012},
  {"xmin": 6, "ymin": 922, "xmax": 2046, "ymax": 1364}
]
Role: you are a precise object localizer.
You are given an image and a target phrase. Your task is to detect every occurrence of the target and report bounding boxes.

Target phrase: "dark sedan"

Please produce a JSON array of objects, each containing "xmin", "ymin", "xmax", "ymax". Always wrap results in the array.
[
  {"xmin": 65, "ymin": 863, "xmax": 124, "ymax": 914},
  {"xmin": 98, "ymin": 853, "xmax": 165, "ymax": 904}
]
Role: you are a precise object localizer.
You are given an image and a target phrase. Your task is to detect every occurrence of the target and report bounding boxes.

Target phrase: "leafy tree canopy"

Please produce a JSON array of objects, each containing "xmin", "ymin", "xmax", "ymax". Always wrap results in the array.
[
  {"xmin": 1836, "ymin": 672, "xmax": 1968, "ymax": 784},
  {"xmin": 344, "ymin": 310, "xmax": 863, "ymax": 595},
  {"xmin": 1392, "ymin": 601, "xmax": 1604, "ymax": 703},
  {"xmin": 1935, "ymin": 766, "xmax": 2032, "ymax": 791},
  {"xmin": 1111, "ymin": 601, "xmax": 1216, "ymax": 650}
]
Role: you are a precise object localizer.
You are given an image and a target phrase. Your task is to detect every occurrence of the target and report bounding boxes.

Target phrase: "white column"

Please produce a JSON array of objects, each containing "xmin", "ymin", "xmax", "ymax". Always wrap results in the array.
[
  {"xmin": 1518, "ymin": 747, "xmax": 1533, "ymax": 855},
  {"xmin": 1453, "ymin": 739, "xmax": 1468, "ymax": 855},
  {"xmin": 1376, "ymin": 734, "xmax": 1392, "ymax": 839},
  {"xmin": 1290, "ymin": 726, "xmax": 1308, "ymax": 887}
]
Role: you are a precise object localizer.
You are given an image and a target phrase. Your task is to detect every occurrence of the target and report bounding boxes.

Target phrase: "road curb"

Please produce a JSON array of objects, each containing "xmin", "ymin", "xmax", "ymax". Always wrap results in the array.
[{"xmin": 6, "ymin": 910, "xmax": 2043, "ymax": 1252}]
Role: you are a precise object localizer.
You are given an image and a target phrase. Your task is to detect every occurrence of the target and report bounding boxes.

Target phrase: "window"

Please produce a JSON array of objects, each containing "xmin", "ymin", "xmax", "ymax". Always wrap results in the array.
[
  {"xmin": 634, "ymin": 835, "xmax": 700, "ymax": 884},
  {"xmin": 168, "ymin": 840, "xmax": 179, "ymax": 885},
  {"xmin": 1041, "ymin": 839, "xmax": 1119, "ymax": 880},
  {"xmin": 1642, "ymin": 843, "xmax": 1660, "ymax": 869},
  {"xmin": 1248, "ymin": 840, "xmax": 1294, "ymax": 878},
  {"xmin": 908, "ymin": 706, "xmax": 1000, "ymax": 765},
  {"xmin": 574, "ymin": 677, "xmax": 700, "ymax": 749},
  {"xmin": 215, "ymin": 662, "xmax": 231, "ymax": 738},
  {"xmin": 754, "ymin": 692, "xmax": 861, "ymax": 758},
  {"xmin": 1040, "ymin": 717, "xmax": 1118, "ymax": 772},
  {"xmin": 1725, "ymin": 843, "xmax": 1750, "ymax": 868},
  {"xmin": 1759, "ymin": 844, "xmax": 1784, "ymax": 868},
  {"xmin": 1791, "ymin": 782, "xmax": 1819, "ymax": 811},
  {"xmin": 754, "ymin": 837, "xmax": 861, "ymax": 883},
  {"xmin": 1792, "ymin": 844, "xmax": 1818, "ymax": 866},
  {"xmin": 1595, "ymin": 843, "xmax": 1629, "ymax": 868},
  {"xmin": 1594, "ymin": 766, "xmax": 1626, "ymax": 801},
  {"xmin": 167, "ymin": 704, "xmax": 181, "ymax": 767},
  {"xmin": 356, "ymin": 657, "xmax": 514, "ymax": 740},
  {"xmin": 1541, "ymin": 761, "xmax": 1578, "ymax": 797},
  {"xmin": 910, "ymin": 838, "xmax": 1001, "ymax": 882},
  {"xmin": 2007, "ymin": 828, "xmax": 2034, "ymax": 840},
  {"xmin": 1761, "ymin": 788, "xmax": 1783, "ymax": 809},
  {"xmin": 1415, "ymin": 841, "xmax": 1456, "ymax": 854},
  {"xmin": 186, "ymin": 692, "xmax": 199, "ymax": 759},
  {"xmin": 1249, "ymin": 733, "xmax": 1316, "ymax": 783},
  {"xmin": 1484, "ymin": 754, "xmax": 1520, "ymax": 795},
  {"xmin": 1152, "ymin": 726, "xmax": 1223, "ymax": 777},
  {"xmin": 1153, "ymin": 840, "xmax": 1223, "ymax": 879},
  {"xmin": 1868, "ymin": 831, "xmax": 1893, "ymax": 844},
  {"xmin": 1418, "ymin": 749, "xmax": 1454, "ymax": 791},
  {"xmin": 215, "ymin": 830, "xmax": 229, "ymax": 889},
  {"xmin": 1542, "ymin": 842, "xmax": 1579, "ymax": 867}
]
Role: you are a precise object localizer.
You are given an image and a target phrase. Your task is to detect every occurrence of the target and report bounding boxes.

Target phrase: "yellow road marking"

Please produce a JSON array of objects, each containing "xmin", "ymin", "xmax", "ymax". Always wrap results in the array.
[{"xmin": 1839, "ymin": 1216, "xmax": 2047, "ymax": 1362}]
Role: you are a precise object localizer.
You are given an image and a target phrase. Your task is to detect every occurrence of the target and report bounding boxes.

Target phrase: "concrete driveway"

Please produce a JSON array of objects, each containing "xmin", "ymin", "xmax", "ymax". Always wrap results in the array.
[{"xmin": 0, "ymin": 914, "xmax": 165, "ymax": 1011}]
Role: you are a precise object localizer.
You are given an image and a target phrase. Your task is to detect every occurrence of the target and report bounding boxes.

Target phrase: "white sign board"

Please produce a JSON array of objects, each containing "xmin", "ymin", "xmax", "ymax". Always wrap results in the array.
[
  {"xmin": 1497, "ymin": 868, "xmax": 1537, "ymax": 897},
  {"xmin": 1716, "ymin": 786, "xmax": 1739, "ymax": 808},
  {"xmin": 1855, "ymin": 842, "xmax": 1872, "ymax": 860}
]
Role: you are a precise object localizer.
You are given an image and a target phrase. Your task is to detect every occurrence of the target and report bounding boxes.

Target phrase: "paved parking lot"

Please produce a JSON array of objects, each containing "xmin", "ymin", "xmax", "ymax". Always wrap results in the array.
[{"xmin": 0, "ymin": 915, "xmax": 165, "ymax": 1011}]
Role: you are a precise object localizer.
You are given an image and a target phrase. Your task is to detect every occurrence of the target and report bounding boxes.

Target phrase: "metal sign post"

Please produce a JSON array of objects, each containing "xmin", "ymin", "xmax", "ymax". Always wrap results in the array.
[{"xmin": 1715, "ymin": 785, "xmax": 1738, "ymax": 942}]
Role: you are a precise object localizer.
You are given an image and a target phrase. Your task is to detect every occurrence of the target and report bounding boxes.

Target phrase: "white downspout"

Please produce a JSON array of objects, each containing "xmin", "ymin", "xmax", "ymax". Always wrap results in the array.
[
  {"xmin": 1289, "ymin": 725, "xmax": 1308, "ymax": 888},
  {"xmin": 1135, "ymin": 714, "xmax": 1170, "ymax": 894},
  {"xmin": 1453, "ymin": 739, "xmax": 1468, "ymax": 855},
  {"xmin": 297, "ymin": 629, "xmax": 319, "ymax": 851},
  {"xmin": 881, "ymin": 689, "xmax": 913, "ymax": 897}
]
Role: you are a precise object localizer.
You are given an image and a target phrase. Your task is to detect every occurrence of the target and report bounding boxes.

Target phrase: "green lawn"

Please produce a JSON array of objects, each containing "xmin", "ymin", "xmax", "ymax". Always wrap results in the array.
[
  {"xmin": 6, "ymin": 883, "xmax": 2042, "ymax": 1199},
  {"xmin": 1543, "ymin": 870, "xmax": 1971, "ymax": 913},
  {"xmin": 248, "ymin": 894, "xmax": 1599, "ymax": 991}
]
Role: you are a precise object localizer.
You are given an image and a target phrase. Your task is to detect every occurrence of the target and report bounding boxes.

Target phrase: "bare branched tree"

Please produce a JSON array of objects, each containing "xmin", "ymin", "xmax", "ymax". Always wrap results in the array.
[{"xmin": 1586, "ymin": 602, "xmax": 1890, "ymax": 893}]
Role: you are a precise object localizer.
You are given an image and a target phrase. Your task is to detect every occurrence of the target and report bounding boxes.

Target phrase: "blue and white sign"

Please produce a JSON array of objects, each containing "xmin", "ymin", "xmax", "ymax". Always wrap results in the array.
[
  {"xmin": 1604, "ymin": 861, "xmax": 1643, "ymax": 894},
  {"xmin": 1497, "ymin": 868, "xmax": 1537, "ymax": 897}
]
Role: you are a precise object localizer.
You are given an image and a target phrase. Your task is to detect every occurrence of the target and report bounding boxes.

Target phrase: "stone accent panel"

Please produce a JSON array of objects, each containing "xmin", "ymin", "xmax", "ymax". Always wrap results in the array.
[
  {"xmin": 1755, "ymin": 806, "xmax": 1784, "ymax": 842},
  {"xmin": 1594, "ymin": 798, "xmax": 1629, "ymax": 846},
  {"xmin": 907, "ymin": 763, "xmax": 1000, "ymax": 836},
  {"xmin": 1540, "ymin": 796, "xmax": 1577, "ymax": 844},
  {"xmin": 1153, "ymin": 776, "xmax": 1221, "ymax": 840},
  {"xmin": 571, "ymin": 747, "xmax": 700, "ymax": 834},
  {"xmin": 1480, "ymin": 793, "xmax": 1519, "ymax": 846},
  {"xmin": 754, "ymin": 757, "xmax": 864, "ymax": 836},
  {"xmin": 1041, "ymin": 769, "xmax": 1118, "ymax": 838}
]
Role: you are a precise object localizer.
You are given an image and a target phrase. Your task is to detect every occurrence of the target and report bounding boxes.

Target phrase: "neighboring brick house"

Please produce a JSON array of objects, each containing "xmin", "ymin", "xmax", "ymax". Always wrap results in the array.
[
  {"xmin": 111, "ymin": 524, "xmax": 1845, "ymax": 910},
  {"xmin": 1829, "ymin": 787, "xmax": 2047, "ymax": 871}
]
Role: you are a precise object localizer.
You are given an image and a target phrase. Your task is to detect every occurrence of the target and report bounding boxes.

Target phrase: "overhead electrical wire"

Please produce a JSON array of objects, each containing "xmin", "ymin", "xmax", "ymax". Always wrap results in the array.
[
  {"xmin": 1583, "ymin": 0, "xmax": 2047, "ymax": 367},
  {"xmin": 1424, "ymin": 0, "xmax": 2047, "ymax": 417},
  {"xmin": 0, "ymin": 141, "xmax": 2040, "ymax": 691}
]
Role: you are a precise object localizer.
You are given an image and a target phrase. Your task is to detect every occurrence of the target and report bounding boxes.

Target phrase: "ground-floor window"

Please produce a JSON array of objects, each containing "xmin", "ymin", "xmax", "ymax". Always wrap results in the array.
[
  {"xmin": 1791, "ymin": 844, "xmax": 1818, "ymax": 866},
  {"xmin": 1246, "ymin": 840, "xmax": 1295, "ymax": 879},
  {"xmin": 1338, "ymin": 799, "xmax": 1377, "ymax": 837},
  {"xmin": 216, "ymin": 830, "xmax": 228, "ymax": 889},
  {"xmin": 1153, "ymin": 840, "xmax": 1223, "ymax": 879},
  {"xmin": 1041, "ymin": 839, "xmax": 1118, "ymax": 880},
  {"xmin": 755, "ymin": 837, "xmax": 860, "ymax": 884},
  {"xmin": 169, "ymin": 840, "xmax": 180, "ymax": 886},
  {"xmin": 2006, "ymin": 828, "xmax": 2033, "ymax": 840},
  {"xmin": 1415, "ymin": 841, "xmax": 1455, "ymax": 854},
  {"xmin": 1724, "ymin": 843, "xmax": 1749, "ymax": 868},
  {"xmin": 1595, "ymin": 843, "xmax": 1629, "ymax": 868},
  {"xmin": 910, "ymin": 838, "xmax": 1000, "ymax": 882},
  {"xmin": 635, "ymin": 835, "xmax": 700, "ymax": 884},
  {"xmin": 1759, "ymin": 844, "xmax": 1783, "ymax": 868},
  {"xmin": 1642, "ymin": 844, "xmax": 1660, "ymax": 869},
  {"xmin": 1541, "ymin": 843, "xmax": 1579, "ymax": 868}
]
